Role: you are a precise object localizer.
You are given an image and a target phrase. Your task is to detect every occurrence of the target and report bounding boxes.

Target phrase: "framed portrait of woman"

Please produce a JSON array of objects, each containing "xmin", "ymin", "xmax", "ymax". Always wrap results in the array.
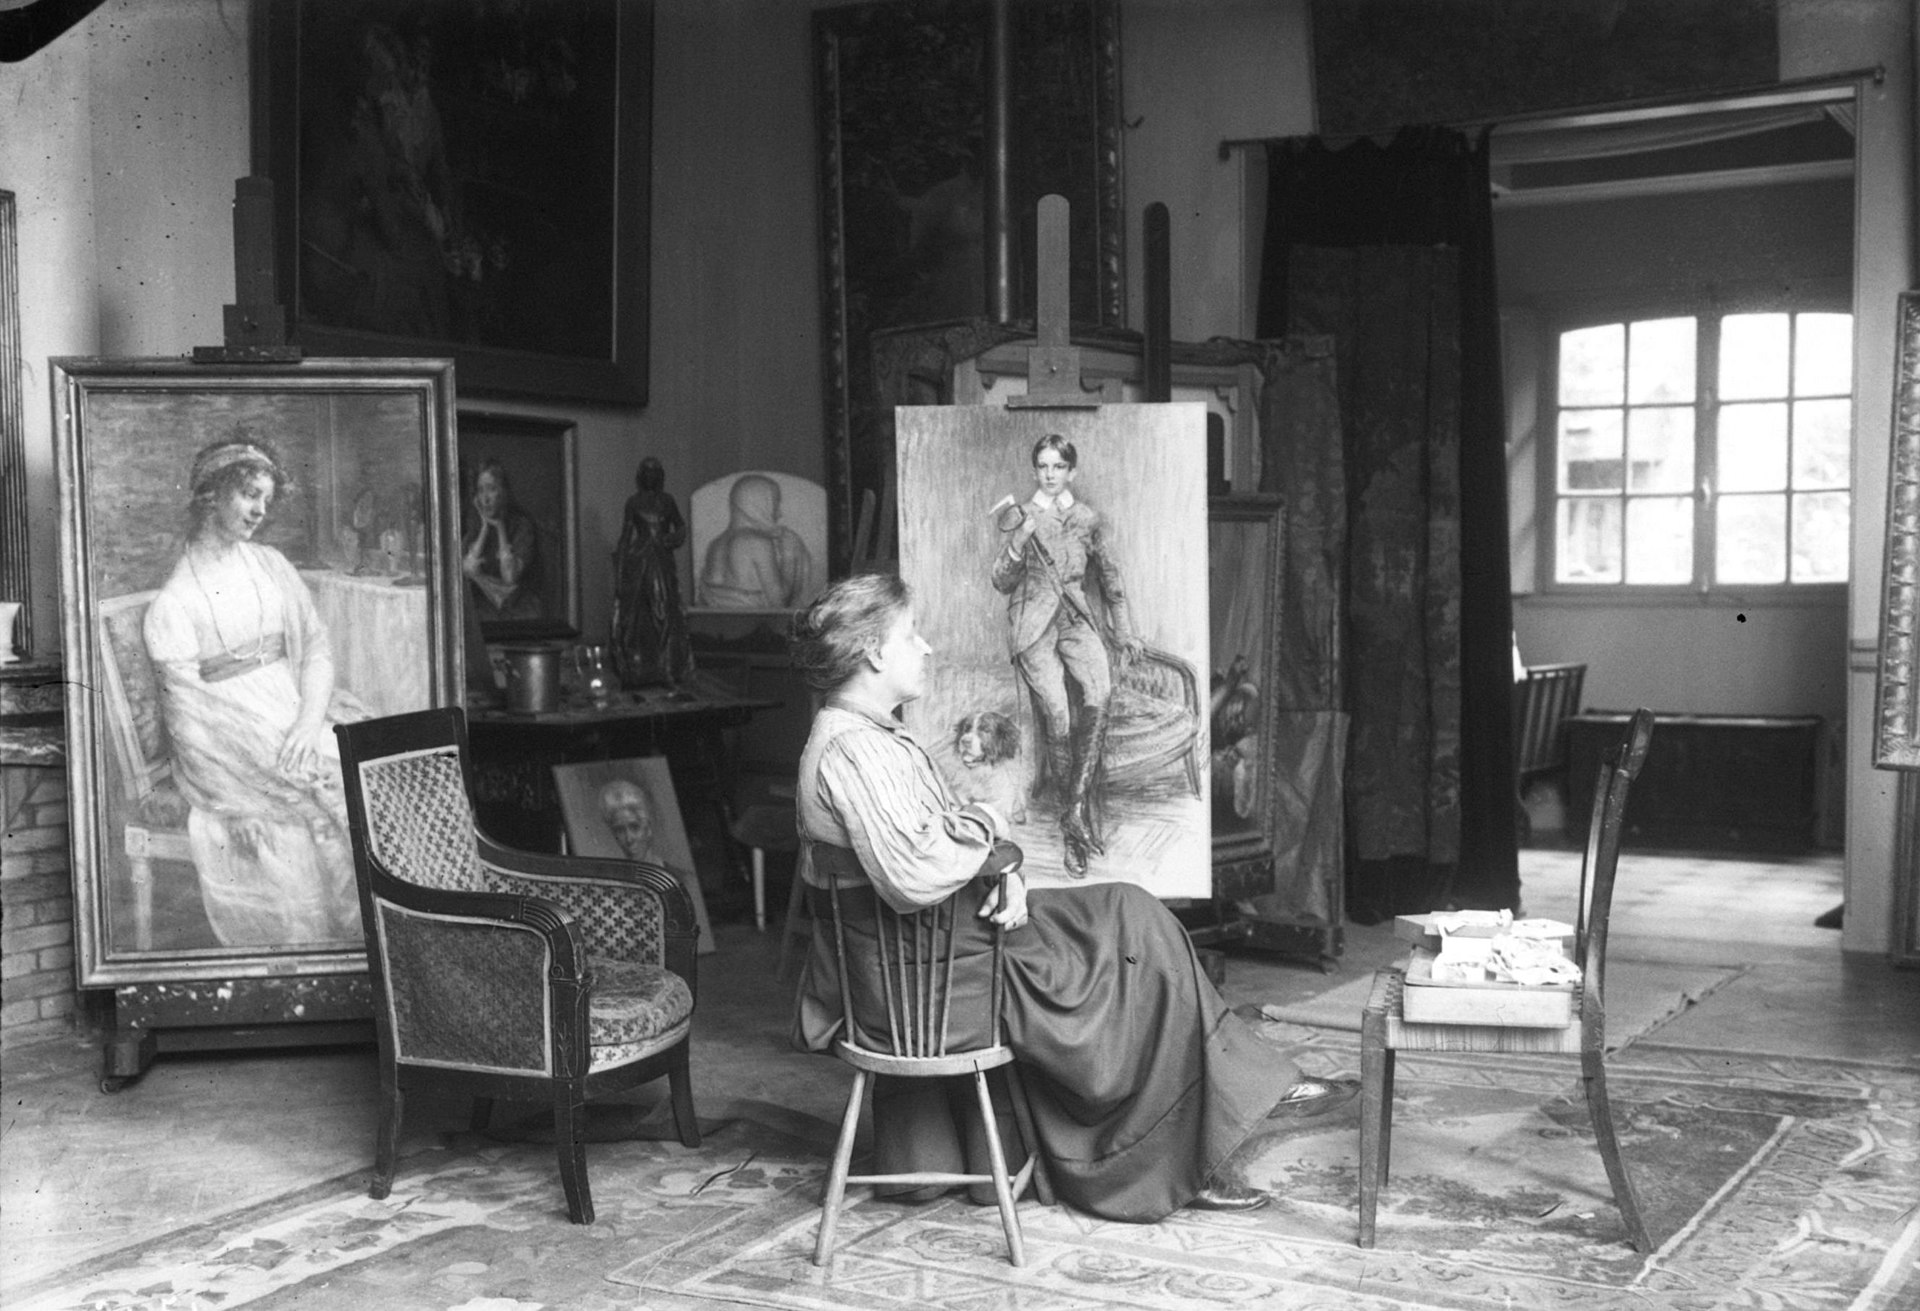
[
  {"xmin": 456, "ymin": 410, "xmax": 581, "ymax": 642},
  {"xmin": 53, "ymin": 357, "xmax": 462, "ymax": 987}
]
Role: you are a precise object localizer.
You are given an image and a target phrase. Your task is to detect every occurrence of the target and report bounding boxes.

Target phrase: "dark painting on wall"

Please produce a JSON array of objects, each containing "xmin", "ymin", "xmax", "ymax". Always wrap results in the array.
[
  {"xmin": 456, "ymin": 411, "xmax": 580, "ymax": 642},
  {"xmin": 1309, "ymin": 0, "xmax": 1779, "ymax": 136},
  {"xmin": 813, "ymin": 0, "xmax": 1124, "ymax": 570},
  {"xmin": 263, "ymin": 0, "xmax": 651, "ymax": 404}
]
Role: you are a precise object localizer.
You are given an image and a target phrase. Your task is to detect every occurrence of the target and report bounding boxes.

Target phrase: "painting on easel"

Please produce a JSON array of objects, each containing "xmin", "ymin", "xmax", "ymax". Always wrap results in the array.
[{"xmin": 896, "ymin": 403, "xmax": 1211, "ymax": 899}]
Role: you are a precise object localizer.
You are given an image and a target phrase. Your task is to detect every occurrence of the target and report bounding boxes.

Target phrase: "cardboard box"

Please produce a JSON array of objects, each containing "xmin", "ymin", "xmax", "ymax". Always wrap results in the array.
[
  {"xmin": 1400, "ymin": 949, "xmax": 1576, "ymax": 1028},
  {"xmin": 1393, "ymin": 912, "xmax": 1575, "ymax": 954}
]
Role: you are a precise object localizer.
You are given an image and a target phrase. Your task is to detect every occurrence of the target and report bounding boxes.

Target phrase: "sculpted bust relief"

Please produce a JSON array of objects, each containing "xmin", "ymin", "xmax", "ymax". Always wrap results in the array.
[{"xmin": 689, "ymin": 471, "xmax": 827, "ymax": 611}]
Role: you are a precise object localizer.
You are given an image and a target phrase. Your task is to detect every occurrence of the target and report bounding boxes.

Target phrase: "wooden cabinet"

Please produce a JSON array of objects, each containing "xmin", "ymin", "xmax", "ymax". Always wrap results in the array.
[{"xmin": 1565, "ymin": 712, "xmax": 1823, "ymax": 853}]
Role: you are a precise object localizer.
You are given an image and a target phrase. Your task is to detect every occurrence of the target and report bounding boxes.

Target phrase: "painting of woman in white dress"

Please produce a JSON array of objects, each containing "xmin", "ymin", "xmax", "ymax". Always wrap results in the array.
[{"xmin": 143, "ymin": 438, "xmax": 371, "ymax": 948}]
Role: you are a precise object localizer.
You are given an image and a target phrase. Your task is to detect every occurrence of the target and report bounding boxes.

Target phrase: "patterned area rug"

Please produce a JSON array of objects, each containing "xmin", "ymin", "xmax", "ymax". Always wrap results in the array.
[
  {"xmin": 12, "ymin": 1039, "xmax": 1917, "ymax": 1311},
  {"xmin": 627, "ymin": 1035, "xmax": 1919, "ymax": 1311},
  {"xmin": 1257, "ymin": 959, "xmax": 1744, "ymax": 1042}
]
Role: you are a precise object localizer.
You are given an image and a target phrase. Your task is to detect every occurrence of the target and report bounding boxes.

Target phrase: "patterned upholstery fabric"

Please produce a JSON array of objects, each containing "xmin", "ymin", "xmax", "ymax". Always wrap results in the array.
[
  {"xmin": 588, "ymin": 956, "xmax": 693, "ymax": 1070},
  {"xmin": 380, "ymin": 907, "xmax": 550, "ymax": 1072},
  {"xmin": 360, "ymin": 750, "xmax": 484, "ymax": 890},
  {"xmin": 484, "ymin": 864, "xmax": 667, "ymax": 964}
]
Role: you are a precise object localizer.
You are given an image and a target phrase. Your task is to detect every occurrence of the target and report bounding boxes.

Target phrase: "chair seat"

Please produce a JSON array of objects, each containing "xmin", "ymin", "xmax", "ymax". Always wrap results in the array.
[
  {"xmin": 589, "ymin": 956, "xmax": 694, "ymax": 1069},
  {"xmin": 833, "ymin": 1037, "xmax": 1018, "ymax": 1079}
]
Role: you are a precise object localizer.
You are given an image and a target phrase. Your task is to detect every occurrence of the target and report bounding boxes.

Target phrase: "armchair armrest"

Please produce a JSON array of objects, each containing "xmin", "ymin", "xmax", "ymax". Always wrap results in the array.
[
  {"xmin": 365, "ymin": 873, "xmax": 594, "ymax": 1075},
  {"xmin": 476, "ymin": 837, "xmax": 700, "ymax": 990}
]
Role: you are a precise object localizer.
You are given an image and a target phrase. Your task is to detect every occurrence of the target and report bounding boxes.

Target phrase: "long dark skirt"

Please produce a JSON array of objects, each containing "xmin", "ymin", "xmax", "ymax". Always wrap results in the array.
[{"xmin": 793, "ymin": 879, "xmax": 1300, "ymax": 1223}]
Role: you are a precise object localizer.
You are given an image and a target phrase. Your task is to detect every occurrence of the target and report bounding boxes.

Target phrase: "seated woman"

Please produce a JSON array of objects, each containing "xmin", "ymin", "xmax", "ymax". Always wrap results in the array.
[
  {"xmin": 788, "ymin": 573, "xmax": 1356, "ymax": 1220},
  {"xmin": 145, "ymin": 437, "xmax": 368, "ymax": 948}
]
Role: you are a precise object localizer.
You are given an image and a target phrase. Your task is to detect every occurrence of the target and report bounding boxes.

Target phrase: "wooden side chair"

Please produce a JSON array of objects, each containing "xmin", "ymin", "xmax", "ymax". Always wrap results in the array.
[
  {"xmin": 1358, "ymin": 707, "xmax": 1656, "ymax": 1252},
  {"xmin": 1512, "ymin": 660, "xmax": 1587, "ymax": 840},
  {"xmin": 813, "ymin": 865, "xmax": 1052, "ymax": 1266},
  {"xmin": 335, "ymin": 706, "xmax": 702, "ymax": 1224}
]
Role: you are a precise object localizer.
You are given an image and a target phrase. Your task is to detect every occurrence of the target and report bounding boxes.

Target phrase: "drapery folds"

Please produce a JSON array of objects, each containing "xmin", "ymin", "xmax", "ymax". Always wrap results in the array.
[{"xmin": 1255, "ymin": 125, "xmax": 1517, "ymax": 923}]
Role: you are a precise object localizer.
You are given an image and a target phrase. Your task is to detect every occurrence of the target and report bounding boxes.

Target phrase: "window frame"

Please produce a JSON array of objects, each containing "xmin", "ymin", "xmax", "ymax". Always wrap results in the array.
[{"xmin": 1532, "ymin": 281, "xmax": 1853, "ymax": 601}]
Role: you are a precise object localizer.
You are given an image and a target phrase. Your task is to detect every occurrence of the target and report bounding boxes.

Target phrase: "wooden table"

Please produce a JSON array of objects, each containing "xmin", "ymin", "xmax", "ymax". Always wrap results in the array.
[{"xmin": 466, "ymin": 684, "xmax": 779, "ymax": 893}]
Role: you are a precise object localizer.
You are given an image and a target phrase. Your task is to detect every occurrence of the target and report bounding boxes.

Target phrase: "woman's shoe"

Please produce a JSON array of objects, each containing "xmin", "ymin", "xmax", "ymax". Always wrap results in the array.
[
  {"xmin": 1267, "ymin": 1077, "xmax": 1361, "ymax": 1119},
  {"xmin": 1186, "ymin": 1178, "xmax": 1271, "ymax": 1212}
]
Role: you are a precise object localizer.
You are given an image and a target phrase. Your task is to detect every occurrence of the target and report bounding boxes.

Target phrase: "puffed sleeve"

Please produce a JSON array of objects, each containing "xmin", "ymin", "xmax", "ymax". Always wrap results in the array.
[
  {"xmin": 813, "ymin": 727, "xmax": 1002, "ymax": 912},
  {"xmin": 143, "ymin": 584, "xmax": 200, "ymax": 671}
]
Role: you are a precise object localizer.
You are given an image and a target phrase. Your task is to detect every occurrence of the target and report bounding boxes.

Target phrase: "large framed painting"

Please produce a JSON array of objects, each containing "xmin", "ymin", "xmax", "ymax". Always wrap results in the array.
[
  {"xmin": 261, "ymin": 0, "xmax": 652, "ymax": 404},
  {"xmin": 456, "ymin": 409, "xmax": 580, "ymax": 642},
  {"xmin": 1209, "ymin": 496, "xmax": 1287, "ymax": 873},
  {"xmin": 896, "ymin": 402, "xmax": 1211, "ymax": 898},
  {"xmin": 53, "ymin": 358, "xmax": 462, "ymax": 987},
  {"xmin": 813, "ymin": 0, "xmax": 1123, "ymax": 570},
  {"xmin": 1877, "ymin": 290, "xmax": 1920, "ymax": 771}
]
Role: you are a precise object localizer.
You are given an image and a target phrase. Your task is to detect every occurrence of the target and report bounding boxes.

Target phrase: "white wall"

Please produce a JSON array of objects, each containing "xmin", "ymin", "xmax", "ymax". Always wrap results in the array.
[
  {"xmin": 1119, "ymin": 0, "xmax": 1314, "ymax": 340},
  {"xmin": 1, "ymin": 0, "xmax": 105, "ymax": 652}
]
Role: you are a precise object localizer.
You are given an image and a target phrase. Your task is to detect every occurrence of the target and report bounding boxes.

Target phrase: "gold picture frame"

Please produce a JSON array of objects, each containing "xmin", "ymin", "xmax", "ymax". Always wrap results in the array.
[{"xmin": 54, "ymin": 357, "xmax": 461, "ymax": 986}]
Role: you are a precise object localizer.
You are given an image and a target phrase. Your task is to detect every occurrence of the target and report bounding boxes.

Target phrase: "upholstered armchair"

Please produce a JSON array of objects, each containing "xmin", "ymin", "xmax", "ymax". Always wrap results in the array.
[{"xmin": 335, "ymin": 706, "xmax": 700, "ymax": 1224}]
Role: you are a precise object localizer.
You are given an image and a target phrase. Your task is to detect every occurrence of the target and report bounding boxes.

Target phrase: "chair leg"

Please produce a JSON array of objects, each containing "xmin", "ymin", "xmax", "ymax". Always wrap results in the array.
[
  {"xmin": 1379, "ymin": 1046, "xmax": 1396, "ymax": 1179},
  {"xmin": 1004, "ymin": 1063, "xmax": 1053, "ymax": 1206},
  {"xmin": 752, "ymin": 847, "xmax": 767, "ymax": 930},
  {"xmin": 470, "ymin": 1097, "xmax": 494, "ymax": 1133},
  {"xmin": 973, "ymin": 1068, "xmax": 1026, "ymax": 1267},
  {"xmin": 777, "ymin": 868, "xmax": 810, "ymax": 980},
  {"xmin": 814, "ymin": 1069, "xmax": 868, "ymax": 1266},
  {"xmin": 1582, "ymin": 1047, "xmax": 1652, "ymax": 1252},
  {"xmin": 555, "ymin": 1083, "xmax": 593, "ymax": 1224},
  {"xmin": 1358, "ymin": 1040, "xmax": 1392, "ymax": 1248},
  {"xmin": 370, "ymin": 1076, "xmax": 403, "ymax": 1200},
  {"xmin": 669, "ymin": 1052, "xmax": 702, "ymax": 1148}
]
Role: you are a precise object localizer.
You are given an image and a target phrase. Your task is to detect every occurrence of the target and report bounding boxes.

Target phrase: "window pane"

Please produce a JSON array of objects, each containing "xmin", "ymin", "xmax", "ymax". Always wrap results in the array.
[
  {"xmin": 1793, "ymin": 312, "xmax": 1852, "ymax": 396},
  {"xmin": 1559, "ymin": 324, "xmax": 1624, "ymax": 406},
  {"xmin": 1791, "ymin": 491, "xmax": 1850, "ymax": 582},
  {"xmin": 1627, "ymin": 406, "xmax": 1694, "ymax": 491},
  {"xmin": 1556, "ymin": 497, "xmax": 1621, "ymax": 583},
  {"xmin": 1559, "ymin": 409, "xmax": 1623, "ymax": 491},
  {"xmin": 1717, "ymin": 493, "xmax": 1787, "ymax": 583},
  {"xmin": 1791, "ymin": 399, "xmax": 1851, "ymax": 489},
  {"xmin": 1625, "ymin": 497, "xmax": 1693, "ymax": 583},
  {"xmin": 1718, "ymin": 402, "xmax": 1788, "ymax": 491},
  {"xmin": 1720, "ymin": 313, "xmax": 1790, "ymax": 400},
  {"xmin": 1627, "ymin": 317, "xmax": 1696, "ymax": 403}
]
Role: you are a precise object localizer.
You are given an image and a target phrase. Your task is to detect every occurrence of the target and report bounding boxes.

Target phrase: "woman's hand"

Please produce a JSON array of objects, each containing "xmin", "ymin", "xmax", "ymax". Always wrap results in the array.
[
  {"xmin": 276, "ymin": 721, "xmax": 328, "ymax": 780},
  {"xmin": 979, "ymin": 865, "xmax": 1029, "ymax": 932},
  {"xmin": 463, "ymin": 523, "xmax": 492, "ymax": 578}
]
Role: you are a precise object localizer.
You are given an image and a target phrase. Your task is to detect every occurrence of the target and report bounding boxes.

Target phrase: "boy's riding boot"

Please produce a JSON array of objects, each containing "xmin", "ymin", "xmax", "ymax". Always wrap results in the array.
[{"xmin": 1061, "ymin": 707, "xmax": 1110, "ymax": 861}]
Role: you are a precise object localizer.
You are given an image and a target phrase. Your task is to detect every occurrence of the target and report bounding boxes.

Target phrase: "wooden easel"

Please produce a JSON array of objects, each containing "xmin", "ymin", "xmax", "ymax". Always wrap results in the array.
[
  {"xmin": 999, "ymin": 196, "xmax": 1254, "ymax": 975},
  {"xmin": 99, "ymin": 178, "xmax": 373, "ymax": 1093}
]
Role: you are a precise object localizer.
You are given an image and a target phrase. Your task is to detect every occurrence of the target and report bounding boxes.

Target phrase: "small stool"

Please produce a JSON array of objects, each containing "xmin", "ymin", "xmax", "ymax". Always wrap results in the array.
[{"xmin": 727, "ymin": 803, "xmax": 799, "ymax": 932}]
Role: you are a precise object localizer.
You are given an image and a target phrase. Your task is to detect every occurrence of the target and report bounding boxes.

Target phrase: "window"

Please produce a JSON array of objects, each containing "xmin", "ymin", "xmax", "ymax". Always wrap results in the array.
[{"xmin": 1552, "ymin": 309, "xmax": 1851, "ymax": 588}]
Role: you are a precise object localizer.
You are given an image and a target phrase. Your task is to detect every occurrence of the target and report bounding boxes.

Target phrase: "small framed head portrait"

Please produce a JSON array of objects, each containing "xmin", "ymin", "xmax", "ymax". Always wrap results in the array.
[{"xmin": 551, "ymin": 756, "xmax": 714, "ymax": 953}]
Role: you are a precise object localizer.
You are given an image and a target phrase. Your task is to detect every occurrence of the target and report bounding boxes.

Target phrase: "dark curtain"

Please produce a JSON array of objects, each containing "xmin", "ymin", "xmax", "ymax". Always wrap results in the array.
[
  {"xmin": 1255, "ymin": 126, "xmax": 1517, "ymax": 923},
  {"xmin": 1251, "ymin": 338, "xmax": 1348, "ymax": 931}
]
